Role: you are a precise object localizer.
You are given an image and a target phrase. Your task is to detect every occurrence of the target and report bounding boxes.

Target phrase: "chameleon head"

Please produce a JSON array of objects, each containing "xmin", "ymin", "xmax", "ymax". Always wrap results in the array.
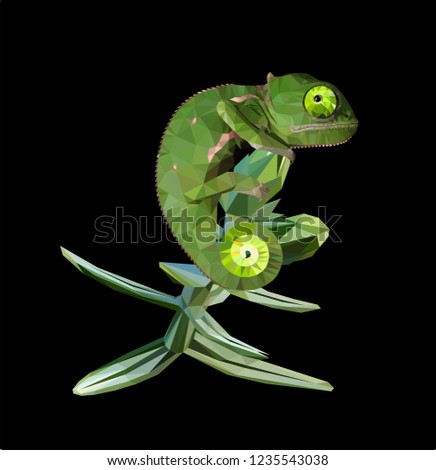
[{"xmin": 265, "ymin": 73, "xmax": 358, "ymax": 149}]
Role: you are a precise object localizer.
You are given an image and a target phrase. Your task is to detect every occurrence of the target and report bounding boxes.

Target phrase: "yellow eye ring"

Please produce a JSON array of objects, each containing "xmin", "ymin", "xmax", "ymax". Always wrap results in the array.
[
  {"xmin": 220, "ymin": 231, "xmax": 269, "ymax": 277},
  {"xmin": 304, "ymin": 85, "xmax": 337, "ymax": 119},
  {"xmin": 219, "ymin": 223, "xmax": 282, "ymax": 279}
]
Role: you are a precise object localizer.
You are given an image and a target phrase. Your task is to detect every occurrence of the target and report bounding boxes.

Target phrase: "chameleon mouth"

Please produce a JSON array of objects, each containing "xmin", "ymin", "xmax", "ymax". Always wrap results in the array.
[
  {"xmin": 289, "ymin": 121, "xmax": 358, "ymax": 149},
  {"xmin": 290, "ymin": 135, "xmax": 353, "ymax": 149},
  {"xmin": 291, "ymin": 122, "xmax": 358, "ymax": 132}
]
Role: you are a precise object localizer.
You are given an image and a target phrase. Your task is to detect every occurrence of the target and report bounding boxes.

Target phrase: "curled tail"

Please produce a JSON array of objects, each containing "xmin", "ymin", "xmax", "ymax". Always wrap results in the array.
[
  {"xmin": 157, "ymin": 151, "xmax": 289, "ymax": 291},
  {"xmin": 157, "ymin": 149, "xmax": 284, "ymax": 290},
  {"xmin": 163, "ymin": 201, "xmax": 283, "ymax": 291}
]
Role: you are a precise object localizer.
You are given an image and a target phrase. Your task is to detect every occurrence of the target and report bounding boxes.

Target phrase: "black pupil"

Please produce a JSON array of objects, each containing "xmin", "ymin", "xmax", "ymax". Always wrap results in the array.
[
  {"xmin": 314, "ymin": 95, "xmax": 322, "ymax": 103},
  {"xmin": 245, "ymin": 251, "xmax": 251, "ymax": 258}
]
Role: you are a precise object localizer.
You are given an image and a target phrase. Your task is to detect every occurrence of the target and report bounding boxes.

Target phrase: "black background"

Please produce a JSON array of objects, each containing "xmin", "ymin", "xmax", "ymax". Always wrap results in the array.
[{"xmin": 1, "ymin": 3, "xmax": 431, "ymax": 450}]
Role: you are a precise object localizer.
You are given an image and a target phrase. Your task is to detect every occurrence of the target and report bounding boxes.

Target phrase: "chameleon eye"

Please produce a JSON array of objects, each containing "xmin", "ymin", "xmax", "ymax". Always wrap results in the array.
[{"xmin": 304, "ymin": 86, "xmax": 337, "ymax": 119}]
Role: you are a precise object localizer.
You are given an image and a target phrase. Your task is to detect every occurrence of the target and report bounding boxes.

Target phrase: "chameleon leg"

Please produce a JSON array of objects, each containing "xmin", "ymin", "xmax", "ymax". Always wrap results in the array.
[
  {"xmin": 266, "ymin": 214, "xmax": 330, "ymax": 266},
  {"xmin": 220, "ymin": 149, "xmax": 292, "ymax": 218},
  {"xmin": 184, "ymin": 171, "xmax": 268, "ymax": 204},
  {"xmin": 216, "ymin": 98, "xmax": 295, "ymax": 159},
  {"xmin": 185, "ymin": 330, "xmax": 333, "ymax": 392}
]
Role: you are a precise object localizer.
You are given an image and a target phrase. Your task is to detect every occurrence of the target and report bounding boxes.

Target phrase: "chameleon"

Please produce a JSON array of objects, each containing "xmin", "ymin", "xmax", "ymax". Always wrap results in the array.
[
  {"xmin": 156, "ymin": 72, "xmax": 357, "ymax": 290},
  {"xmin": 61, "ymin": 73, "xmax": 357, "ymax": 395}
]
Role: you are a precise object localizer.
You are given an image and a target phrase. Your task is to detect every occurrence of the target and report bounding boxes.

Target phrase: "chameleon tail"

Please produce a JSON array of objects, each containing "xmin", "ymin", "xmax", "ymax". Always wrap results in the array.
[
  {"xmin": 162, "ymin": 200, "xmax": 283, "ymax": 291},
  {"xmin": 158, "ymin": 148, "xmax": 300, "ymax": 291}
]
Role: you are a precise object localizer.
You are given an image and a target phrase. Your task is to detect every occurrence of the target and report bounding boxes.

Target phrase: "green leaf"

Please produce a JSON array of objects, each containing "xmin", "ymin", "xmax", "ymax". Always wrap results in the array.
[{"xmin": 61, "ymin": 247, "xmax": 179, "ymax": 310}]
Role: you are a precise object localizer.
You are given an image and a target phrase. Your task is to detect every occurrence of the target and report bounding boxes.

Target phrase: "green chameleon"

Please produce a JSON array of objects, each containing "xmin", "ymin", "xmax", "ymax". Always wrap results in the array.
[{"xmin": 62, "ymin": 73, "xmax": 357, "ymax": 395}]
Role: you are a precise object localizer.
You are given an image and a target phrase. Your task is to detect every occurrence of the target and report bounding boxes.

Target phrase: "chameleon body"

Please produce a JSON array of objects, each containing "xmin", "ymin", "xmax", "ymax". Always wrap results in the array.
[
  {"xmin": 62, "ymin": 73, "xmax": 357, "ymax": 395},
  {"xmin": 157, "ymin": 73, "xmax": 357, "ymax": 290}
]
